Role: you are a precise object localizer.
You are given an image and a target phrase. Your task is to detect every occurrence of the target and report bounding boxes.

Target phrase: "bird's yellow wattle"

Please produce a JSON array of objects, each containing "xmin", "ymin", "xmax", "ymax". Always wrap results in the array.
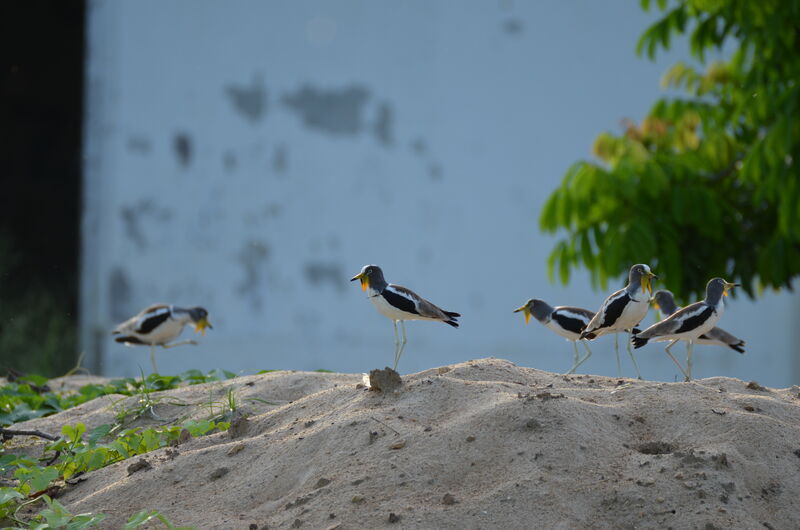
[
  {"xmin": 360, "ymin": 277, "xmax": 369, "ymax": 291},
  {"xmin": 195, "ymin": 318, "xmax": 210, "ymax": 335},
  {"xmin": 641, "ymin": 276, "xmax": 652, "ymax": 295},
  {"xmin": 524, "ymin": 311, "xmax": 531, "ymax": 325}
]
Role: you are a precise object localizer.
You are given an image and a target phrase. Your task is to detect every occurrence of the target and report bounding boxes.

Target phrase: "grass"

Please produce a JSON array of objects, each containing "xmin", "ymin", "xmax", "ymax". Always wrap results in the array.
[{"xmin": 0, "ymin": 368, "xmax": 244, "ymax": 528}]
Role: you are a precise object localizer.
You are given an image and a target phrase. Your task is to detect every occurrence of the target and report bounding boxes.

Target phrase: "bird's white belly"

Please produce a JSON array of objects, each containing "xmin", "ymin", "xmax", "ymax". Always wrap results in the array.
[
  {"xmin": 658, "ymin": 309, "xmax": 722, "ymax": 342},
  {"xmin": 544, "ymin": 319, "xmax": 580, "ymax": 341},
  {"xmin": 369, "ymin": 293, "xmax": 427, "ymax": 321},
  {"xmin": 614, "ymin": 297, "xmax": 650, "ymax": 331},
  {"xmin": 141, "ymin": 319, "xmax": 186, "ymax": 345}
]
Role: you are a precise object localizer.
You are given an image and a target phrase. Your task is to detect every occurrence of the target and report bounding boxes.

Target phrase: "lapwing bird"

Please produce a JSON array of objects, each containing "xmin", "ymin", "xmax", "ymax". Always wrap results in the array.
[
  {"xmin": 112, "ymin": 304, "xmax": 212, "ymax": 373},
  {"xmin": 632, "ymin": 278, "xmax": 738, "ymax": 381},
  {"xmin": 579, "ymin": 264, "xmax": 657, "ymax": 379},
  {"xmin": 514, "ymin": 299, "xmax": 595, "ymax": 375},
  {"xmin": 351, "ymin": 265, "xmax": 459, "ymax": 371},
  {"xmin": 653, "ymin": 290, "xmax": 745, "ymax": 354}
]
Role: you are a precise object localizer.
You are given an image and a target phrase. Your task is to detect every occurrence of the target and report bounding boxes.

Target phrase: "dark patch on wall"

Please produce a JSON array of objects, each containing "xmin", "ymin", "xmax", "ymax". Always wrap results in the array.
[
  {"xmin": 127, "ymin": 136, "xmax": 151, "ymax": 154},
  {"xmin": 373, "ymin": 101, "xmax": 394, "ymax": 146},
  {"xmin": 272, "ymin": 144, "xmax": 288, "ymax": 174},
  {"xmin": 410, "ymin": 137, "xmax": 428, "ymax": 156},
  {"xmin": 225, "ymin": 74, "xmax": 267, "ymax": 123},
  {"xmin": 303, "ymin": 262, "xmax": 345, "ymax": 292},
  {"xmin": 429, "ymin": 162, "xmax": 443, "ymax": 181},
  {"xmin": 282, "ymin": 84, "xmax": 370, "ymax": 136},
  {"xmin": 173, "ymin": 132, "xmax": 192, "ymax": 168},
  {"xmin": 503, "ymin": 18, "xmax": 524, "ymax": 34},
  {"xmin": 237, "ymin": 240, "xmax": 270, "ymax": 311},
  {"xmin": 120, "ymin": 199, "xmax": 172, "ymax": 251},
  {"xmin": 224, "ymin": 151, "xmax": 237, "ymax": 172},
  {"xmin": 109, "ymin": 267, "xmax": 131, "ymax": 321}
]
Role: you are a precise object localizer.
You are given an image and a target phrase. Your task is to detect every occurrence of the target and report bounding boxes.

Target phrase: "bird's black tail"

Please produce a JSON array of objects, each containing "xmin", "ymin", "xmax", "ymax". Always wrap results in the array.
[
  {"xmin": 115, "ymin": 336, "xmax": 146, "ymax": 345},
  {"xmin": 631, "ymin": 335, "xmax": 648, "ymax": 349},
  {"xmin": 444, "ymin": 311, "xmax": 460, "ymax": 328},
  {"xmin": 730, "ymin": 342, "xmax": 745, "ymax": 354}
]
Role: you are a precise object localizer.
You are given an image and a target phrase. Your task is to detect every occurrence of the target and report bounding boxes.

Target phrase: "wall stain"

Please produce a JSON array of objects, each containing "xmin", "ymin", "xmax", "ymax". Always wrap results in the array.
[
  {"xmin": 428, "ymin": 162, "xmax": 443, "ymax": 181},
  {"xmin": 373, "ymin": 101, "xmax": 394, "ymax": 147},
  {"xmin": 503, "ymin": 18, "xmax": 524, "ymax": 34},
  {"xmin": 224, "ymin": 151, "xmax": 237, "ymax": 172},
  {"xmin": 282, "ymin": 84, "xmax": 370, "ymax": 136},
  {"xmin": 109, "ymin": 267, "xmax": 132, "ymax": 321},
  {"xmin": 127, "ymin": 136, "xmax": 151, "ymax": 154},
  {"xmin": 173, "ymin": 132, "xmax": 192, "ymax": 168},
  {"xmin": 272, "ymin": 144, "xmax": 288, "ymax": 174},
  {"xmin": 120, "ymin": 199, "xmax": 172, "ymax": 250},
  {"xmin": 410, "ymin": 137, "xmax": 428, "ymax": 156},
  {"xmin": 303, "ymin": 262, "xmax": 345, "ymax": 292},
  {"xmin": 225, "ymin": 73, "xmax": 268, "ymax": 123},
  {"xmin": 237, "ymin": 240, "xmax": 270, "ymax": 311}
]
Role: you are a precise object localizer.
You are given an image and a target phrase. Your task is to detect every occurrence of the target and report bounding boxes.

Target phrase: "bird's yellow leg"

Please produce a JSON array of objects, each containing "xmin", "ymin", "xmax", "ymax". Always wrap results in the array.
[
  {"xmin": 664, "ymin": 339, "xmax": 689, "ymax": 380},
  {"xmin": 394, "ymin": 320, "xmax": 408, "ymax": 371},
  {"xmin": 150, "ymin": 346, "xmax": 158, "ymax": 374},
  {"xmin": 685, "ymin": 341, "xmax": 694, "ymax": 382},
  {"xmin": 626, "ymin": 330, "xmax": 643, "ymax": 380},
  {"xmin": 614, "ymin": 334, "xmax": 621, "ymax": 377},
  {"xmin": 392, "ymin": 321, "xmax": 400, "ymax": 370},
  {"xmin": 565, "ymin": 340, "xmax": 593, "ymax": 375}
]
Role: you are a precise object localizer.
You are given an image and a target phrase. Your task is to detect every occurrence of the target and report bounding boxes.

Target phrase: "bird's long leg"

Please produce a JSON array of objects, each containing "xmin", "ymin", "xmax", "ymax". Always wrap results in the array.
[
  {"xmin": 392, "ymin": 320, "xmax": 400, "ymax": 369},
  {"xmin": 664, "ymin": 339, "xmax": 689, "ymax": 380},
  {"xmin": 393, "ymin": 320, "xmax": 408, "ymax": 371},
  {"xmin": 161, "ymin": 340, "xmax": 198, "ymax": 349},
  {"xmin": 685, "ymin": 341, "xmax": 694, "ymax": 382},
  {"xmin": 614, "ymin": 333, "xmax": 622, "ymax": 377},
  {"xmin": 565, "ymin": 340, "xmax": 593, "ymax": 375},
  {"xmin": 572, "ymin": 340, "xmax": 580, "ymax": 367},
  {"xmin": 626, "ymin": 330, "xmax": 643, "ymax": 380},
  {"xmin": 149, "ymin": 345, "xmax": 158, "ymax": 374}
]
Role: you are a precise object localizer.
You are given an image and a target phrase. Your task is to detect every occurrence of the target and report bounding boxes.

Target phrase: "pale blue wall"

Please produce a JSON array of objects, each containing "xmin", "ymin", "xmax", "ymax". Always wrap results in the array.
[{"xmin": 81, "ymin": 0, "xmax": 800, "ymax": 387}]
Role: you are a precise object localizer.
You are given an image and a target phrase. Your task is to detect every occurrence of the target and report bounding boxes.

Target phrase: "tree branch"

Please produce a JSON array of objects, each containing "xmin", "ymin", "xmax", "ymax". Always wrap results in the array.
[{"xmin": 0, "ymin": 428, "xmax": 59, "ymax": 441}]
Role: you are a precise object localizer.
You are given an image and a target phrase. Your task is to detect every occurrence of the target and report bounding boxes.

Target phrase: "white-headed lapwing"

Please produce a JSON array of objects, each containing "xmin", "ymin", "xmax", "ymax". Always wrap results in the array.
[
  {"xmin": 514, "ymin": 299, "xmax": 595, "ymax": 374},
  {"xmin": 112, "ymin": 304, "xmax": 212, "ymax": 373},
  {"xmin": 351, "ymin": 265, "xmax": 459, "ymax": 371},
  {"xmin": 579, "ymin": 264, "xmax": 657, "ymax": 379},
  {"xmin": 632, "ymin": 278, "xmax": 738, "ymax": 381},
  {"xmin": 653, "ymin": 290, "xmax": 745, "ymax": 354}
]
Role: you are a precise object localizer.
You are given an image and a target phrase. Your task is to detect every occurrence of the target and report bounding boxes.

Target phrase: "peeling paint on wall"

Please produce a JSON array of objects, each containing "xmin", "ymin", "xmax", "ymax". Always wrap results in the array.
[
  {"xmin": 173, "ymin": 132, "xmax": 192, "ymax": 168},
  {"xmin": 303, "ymin": 262, "xmax": 345, "ymax": 292},
  {"xmin": 428, "ymin": 162, "xmax": 443, "ymax": 181},
  {"xmin": 120, "ymin": 199, "xmax": 173, "ymax": 250},
  {"xmin": 127, "ymin": 136, "xmax": 151, "ymax": 154},
  {"xmin": 236, "ymin": 240, "xmax": 270, "ymax": 310},
  {"xmin": 282, "ymin": 84, "xmax": 369, "ymax": 136},
  {"xmin": 225, "ymin": 74, "xmax": 268, "ymax": 123},
  {"xmin": 503, "ymin": 18, "xmax": 524, "ymax": 34},
  {"xmin": 272, "ymin": 144, "xmax": 288, "ymax": 174},
  {"xmin": 373, "ymin": 101, "xmax": 394, "ymax": 147},
  {"xmin": 410, "ymin": 137, "xmax": 427, "ymax": 156},
  {"xmin": 109, "ymin": 267, "xmax": 132, "ymax": 321},
  {"xmin": 223, "ymin": 151, "xmax": 237, "ymax": 172}
]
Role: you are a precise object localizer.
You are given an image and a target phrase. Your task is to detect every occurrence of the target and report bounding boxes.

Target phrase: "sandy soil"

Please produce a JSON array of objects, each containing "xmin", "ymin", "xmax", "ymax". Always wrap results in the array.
[{"xmin": 5, "ymin": 358, "xmax": 800, "ymax": 529}]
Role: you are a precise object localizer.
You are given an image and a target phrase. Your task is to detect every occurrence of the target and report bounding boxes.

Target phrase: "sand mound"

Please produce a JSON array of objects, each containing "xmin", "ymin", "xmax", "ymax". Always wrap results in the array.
[{"xmin": 6, "ymin": 359, "xmax": 800, "ymax": 529}]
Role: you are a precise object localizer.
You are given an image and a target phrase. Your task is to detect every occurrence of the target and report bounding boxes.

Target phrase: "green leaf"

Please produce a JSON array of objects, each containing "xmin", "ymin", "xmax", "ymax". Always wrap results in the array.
[{"xmin": 0, "ymin": 487, "xmax": 24, "ymax": 504}]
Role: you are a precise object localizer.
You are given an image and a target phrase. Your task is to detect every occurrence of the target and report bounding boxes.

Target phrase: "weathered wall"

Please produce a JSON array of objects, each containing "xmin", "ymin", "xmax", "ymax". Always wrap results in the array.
[{"xmin": 81, "ymin": 0, "xmax": 800, "ymax": 385}]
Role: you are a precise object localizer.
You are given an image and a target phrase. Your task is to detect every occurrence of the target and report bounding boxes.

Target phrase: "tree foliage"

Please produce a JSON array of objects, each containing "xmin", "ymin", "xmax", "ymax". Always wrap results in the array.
[{"xmin": 540, "ymin": 0, "xmax": 800, "ymax": 301}]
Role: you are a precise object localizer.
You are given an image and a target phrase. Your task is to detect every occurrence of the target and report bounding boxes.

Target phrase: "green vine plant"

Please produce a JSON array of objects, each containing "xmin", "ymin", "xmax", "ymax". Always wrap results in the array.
[
  {"xmin": 540, "ymin": 0, "xmax": 800, "ymax": 303},
  {"xmin": 0, "ymin": 369, "xmax": 241, "ymax": 528}
]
